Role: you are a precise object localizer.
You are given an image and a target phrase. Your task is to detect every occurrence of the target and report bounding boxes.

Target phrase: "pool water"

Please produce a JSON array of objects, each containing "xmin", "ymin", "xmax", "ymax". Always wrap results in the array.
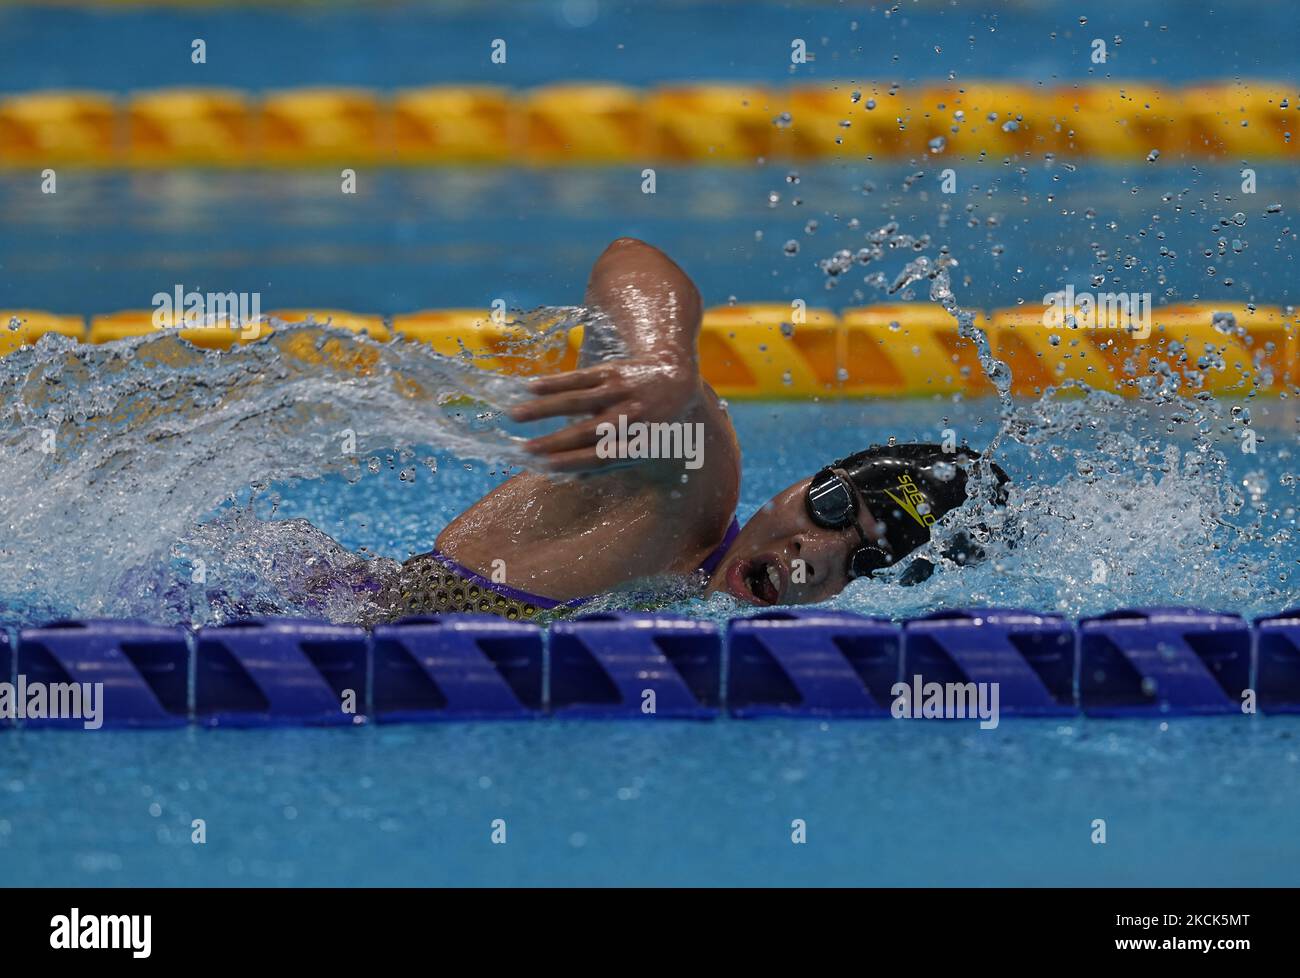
[
  {"xmin": 267, "ymin": 397, "xmax": 1300, "ymax": 624},
  {"xmin": 2, "ymin": 2, "xmax": 1298, "ymax": 92},
  {"xmin": 2, "ymin": 390, "xmax": 1297, "ymax": 886},
  {"xmin": 3, "ymin": 715, "xmax": 1298, "ymax": 886},
  {"xmin": 1, "ymin": 388, "xmax": 1294, "ymax": 627},
  {"xmin": 3, "ymin": 0, "xmax": 1299, "ymax": 889},
  {"xmin": 4, "ymin": 164, "xmax": 1297, "ymax": 316}
]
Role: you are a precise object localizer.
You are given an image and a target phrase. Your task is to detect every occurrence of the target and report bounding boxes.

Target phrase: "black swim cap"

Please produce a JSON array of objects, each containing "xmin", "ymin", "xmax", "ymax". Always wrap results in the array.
[{"xmin": 834, "ymin": 442, "xmax": 1010, "ymax": 576}]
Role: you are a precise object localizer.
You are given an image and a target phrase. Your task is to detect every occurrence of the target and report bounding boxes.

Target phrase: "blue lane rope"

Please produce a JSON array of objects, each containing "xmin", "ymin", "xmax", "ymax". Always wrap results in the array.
[{"xmin": 2, "ymin": 607, "xmax": 1297, "ymax": 728}]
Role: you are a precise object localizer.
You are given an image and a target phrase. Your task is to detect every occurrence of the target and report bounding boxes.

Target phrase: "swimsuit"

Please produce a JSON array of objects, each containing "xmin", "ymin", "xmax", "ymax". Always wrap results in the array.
[{"xmin": 379, "ymin": 517, "xmax": 740, "ymax": 622}]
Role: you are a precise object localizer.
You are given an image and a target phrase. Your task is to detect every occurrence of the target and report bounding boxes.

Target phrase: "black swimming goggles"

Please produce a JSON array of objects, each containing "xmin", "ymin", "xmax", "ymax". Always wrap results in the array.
[{"xmin": 805, "ymin": 467, "xmax": 895, "ymax": 579}]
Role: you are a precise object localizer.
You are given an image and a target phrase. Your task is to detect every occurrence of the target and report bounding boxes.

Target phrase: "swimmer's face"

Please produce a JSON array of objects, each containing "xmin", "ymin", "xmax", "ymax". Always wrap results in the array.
[{"xmin": 705, "ymin": 476, "xmax": 883, "ymax": 607}]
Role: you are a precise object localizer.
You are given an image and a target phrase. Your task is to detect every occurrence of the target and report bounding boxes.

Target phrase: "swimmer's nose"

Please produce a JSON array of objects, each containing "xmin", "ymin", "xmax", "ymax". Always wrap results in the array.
[
  {"xmin": 793, "ymin": 528, "xmax": 860, "ymax": 583},
  {"xmin": 791, "ymin": 535, "xmax": 816, "ymax": 581}
]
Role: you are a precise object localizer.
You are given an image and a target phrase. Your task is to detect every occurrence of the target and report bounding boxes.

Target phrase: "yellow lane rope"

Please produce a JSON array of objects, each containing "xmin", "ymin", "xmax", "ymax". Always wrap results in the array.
[
  {"xmin": 3, "ymin": 302, "xmax": 1294, "ymax": 398},
  {"xmin": 0, "ymin": 81, "xmax": 1294, "ymax": 166}
]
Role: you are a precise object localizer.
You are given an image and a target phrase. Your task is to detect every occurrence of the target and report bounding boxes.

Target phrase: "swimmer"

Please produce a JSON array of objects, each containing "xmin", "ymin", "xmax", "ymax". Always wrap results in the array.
[{"xmin": 375, "ymin": 237, "xmax": 1009, "ymax": 622}]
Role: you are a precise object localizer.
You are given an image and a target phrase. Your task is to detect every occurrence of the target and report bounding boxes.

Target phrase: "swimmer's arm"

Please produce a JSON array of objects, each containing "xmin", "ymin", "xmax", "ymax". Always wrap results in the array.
[
  {"xmin": 580, "ymin": 236, "xmax": 702, "ymax": 370},
  {"xmin": 508, "ymin": 237, "xmax": 704, "ymax": 471}
]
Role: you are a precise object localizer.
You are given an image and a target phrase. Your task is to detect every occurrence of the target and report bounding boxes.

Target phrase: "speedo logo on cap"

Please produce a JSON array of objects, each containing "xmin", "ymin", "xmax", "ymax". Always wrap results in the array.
[{"xmin": 883, "ymin": 474, "xmax": 935, "ymax": 528}]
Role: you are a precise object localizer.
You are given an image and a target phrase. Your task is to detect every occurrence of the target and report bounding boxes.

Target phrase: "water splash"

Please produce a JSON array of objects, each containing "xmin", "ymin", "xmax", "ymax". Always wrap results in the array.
[
  {"xmin": 2, "ymin": 230, "xmax": 1295, "ymax": 626},
  {"xmin": 799, "ymin": 218, "xmax": 1298, "ymax": 619},
  {"xmin": 0, "ymin": 314, "xmax": 584, "ymax": 626}
]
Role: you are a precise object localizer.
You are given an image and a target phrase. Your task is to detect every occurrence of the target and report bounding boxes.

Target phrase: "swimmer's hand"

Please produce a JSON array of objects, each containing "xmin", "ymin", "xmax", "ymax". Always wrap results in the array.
[{"xmin": 507, "ymin": 356, "xmax": 696, "ymax": 472}]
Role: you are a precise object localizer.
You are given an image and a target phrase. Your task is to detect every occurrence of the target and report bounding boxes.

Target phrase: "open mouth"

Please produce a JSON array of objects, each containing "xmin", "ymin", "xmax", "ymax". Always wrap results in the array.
[{"xmin": 726, "ymin": 554, "xmax": 786, "ymax": 606}]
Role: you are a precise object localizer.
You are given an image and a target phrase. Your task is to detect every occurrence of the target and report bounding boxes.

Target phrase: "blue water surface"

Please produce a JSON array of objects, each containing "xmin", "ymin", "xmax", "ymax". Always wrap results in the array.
[
  {"xmin": 2, "ymin": 716, "xmax": 1297, "ymax": 886},
  {"xmin": 2, "ymin": 0, "xmax": 1298, "ymax": 92},
  {"xmin": 3, "ymin": 0, "xmax": 1298, "ymax": 890},
  {"xmin": 3, "ymin": 164, "xmax": 1297, "ymax": 316},
  {"xmin": 3, "ymin": 395, "xmax": 1298, "ymax": 887}
]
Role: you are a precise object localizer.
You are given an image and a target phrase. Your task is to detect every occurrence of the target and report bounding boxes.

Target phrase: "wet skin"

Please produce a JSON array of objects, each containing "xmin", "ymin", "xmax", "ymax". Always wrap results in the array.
[
  {"xmin": 435, "ymin": 236, "xmax": 880, "ymax": 607},
  {"xmin": 436, "ymin": 237, "xmax": 741, "ymax": 601},
  {"xmin": 704, "ymin": 476, "xmax": 886, "ymax": 607}
]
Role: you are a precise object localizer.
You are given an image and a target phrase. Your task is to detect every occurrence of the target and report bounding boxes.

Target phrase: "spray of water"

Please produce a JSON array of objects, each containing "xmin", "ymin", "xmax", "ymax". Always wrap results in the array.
[
  {"xmin": 2, "ymin": 212, "xmax": 1294, "ymax": 625},
  {"xmin": 793, "ymin": 218, "xmax": 1297, "ymax": 620},
  {"xmin": 0, "ymin": 314, "xmax": 583, "ymax": 626}
]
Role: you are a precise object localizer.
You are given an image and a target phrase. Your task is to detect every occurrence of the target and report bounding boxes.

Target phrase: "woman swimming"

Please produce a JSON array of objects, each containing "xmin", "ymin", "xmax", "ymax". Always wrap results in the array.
[{"xmin": 373, "ymin": 237, "xmax": 1009, "ymax": 622}]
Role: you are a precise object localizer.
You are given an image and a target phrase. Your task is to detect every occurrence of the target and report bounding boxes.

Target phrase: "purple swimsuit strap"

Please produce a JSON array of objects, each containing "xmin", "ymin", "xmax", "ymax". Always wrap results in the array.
[{"xmin": 697, "ymin": 516, "xmax": 741, "ymax": 578}]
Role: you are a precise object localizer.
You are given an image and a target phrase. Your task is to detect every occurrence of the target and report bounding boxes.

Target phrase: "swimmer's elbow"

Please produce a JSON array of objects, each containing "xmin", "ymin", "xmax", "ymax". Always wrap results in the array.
[
  {"xmin": 598, "ymin": 236, "xmax": 697, "ymax": 275},
  {"xmin": 592, "ymin": 237, "xmax": 700, "ymax": 304},
  {"xmin": 595, "ymin": 236, "xmax": 668, "ymax": 271},
  {"xmin": 603, "ymin": 235, "xmax": 651, "ymax": 254}
]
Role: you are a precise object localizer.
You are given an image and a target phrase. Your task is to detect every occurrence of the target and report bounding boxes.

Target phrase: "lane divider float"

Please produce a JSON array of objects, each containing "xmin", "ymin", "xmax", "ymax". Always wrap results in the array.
[
  {"xmin": 0, "ymin": 80, "xmax": 1294, "ymax": 167},
  {"xmin": 4, "ymin": 301, "xmax": 1294, "ymax": 398},
  {"xmin": 2, "ymin": 607, "xmax": 1294, "ymax": 727}
]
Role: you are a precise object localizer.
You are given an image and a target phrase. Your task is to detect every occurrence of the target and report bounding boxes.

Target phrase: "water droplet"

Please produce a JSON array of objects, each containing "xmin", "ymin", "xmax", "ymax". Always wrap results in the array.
[
  {"xmin": 1212, "ymin": 311, "xmax": 1238, "ymax": 333},
  {"xmin": 932, "ymin": 461, "xmax": 956, "ymax": 481}
]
